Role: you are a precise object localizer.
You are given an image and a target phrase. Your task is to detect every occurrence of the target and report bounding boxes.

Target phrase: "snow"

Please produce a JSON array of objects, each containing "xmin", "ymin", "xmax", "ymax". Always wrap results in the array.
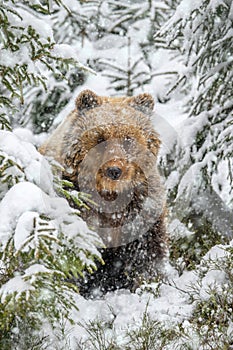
[
  {"xmin": 159, "ymin": 0, "xmax": 203, "ymax": 34},
  {"xmin": 230, "ymin": 1, "xmax": 233, "ymax": 19},
  {"xmin": 0, "ymin": 131, "xmax": 54, "ymax": 196},
  {"xmin": 203, "ymin": 244, "xmax": 231, "ymax": 261},
  {"xmin": 12, "ymin": 7, "xmax": 53, "ymax": 40},
  {"xmin": 2, "ymin": 104, "xmax": 230, "ymax": 349},
  {"xmin": 52, "ymin": 75, "xmax": 110, "ymax": 127},
  {"xmin": 52, "ymin": 44, "xmax": 95, "ymax": 73},
  {"xmin": 13, "ymin": 127, "xmax": 35, "ymax": 144},
  {"xmin": 166, "ymin": 171, "xmax": 180, "ymax": 191},
  {"xmin": 94, "ymin": 34, "xmax": 127, "ymax": 50},
  {"xmin": 0, "ymin": 130, "xmax": 102, "ymax": 267},
  {"xmin": 0, "ymin": 180, "xmax": 100, "ymax": 258},
  {"xmin": 41, "ymin": 253, "xmax": 222, "ymax": 349},
  {"xmin": 169, "ymin": 219, "xmax": 194, "ymax": 239},
  {"xmin": 24, "ymin": 263, "xmax": 54, "ymax": 277},
  {"xmin": 68, "ymin": 269, "xmax": 195, "ymax": 346},
  {"xmin": 212, "ymin": 160, "xmax": 233, "ymax": 208},
  {"xmin": 0, "ymin": 182, "xmax": 50, "ymax": 246},
  {"xmin": 200, "ymin": 269, "xmax": 227, "ymax": 300},
  {"xmin": 52, "ymin": 44, "xmax": 76, "ymax": 58},
  {"xmin": 0, "ymin": 264, "xmax": 59, "ymax": 304},
  {"xmin": 14, "ymin": 211, "xmax": 40, "ymax": 251},
  {"xmin": 0, "ymin": 7, "xmax": 53, "ymax": 72},
  {"xmin": 2, "ymin": 120, "xmax": 230, "ymax": 348},
  {"xmin": 1, "ymin": 275, "xmax": 35, "ymax": 303},
  {"xmin": 152, "ymin": 113, "xmax": 178, "ymax": 154},
  {"xmin": 1, "ymin": 0, "xmax": 232, "ymax": 348},
  {"xmin": 0, "ymin": 49, "xmax": 22, "ymax": 68}
]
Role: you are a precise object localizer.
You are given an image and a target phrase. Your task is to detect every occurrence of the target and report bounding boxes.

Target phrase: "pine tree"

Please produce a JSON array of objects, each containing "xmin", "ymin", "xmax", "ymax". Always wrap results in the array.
[
  {"xmin": 100, "ymin": 36, "xmax": 151, "ymax": 96},
  {"xmin": 155, "ymin": 0, "xmax": 233, "ymax": 267},
  {"xmin": 97, "ymin": 0, "xmax": 173, "ymax": 96},
  {"xmin": 24, "ymin": 0, "xmax": 91, "ymax": 133},
  {"xmin": 0, "ymin": 0, "xmax": 89, "ymax": 132},
  {"xmin": 0, "ymin": 1, "xmax": 102, "ymax": 347},
  {"xmin": 0, "ymin": 130, "xmax": 103, "ymax": 348}
]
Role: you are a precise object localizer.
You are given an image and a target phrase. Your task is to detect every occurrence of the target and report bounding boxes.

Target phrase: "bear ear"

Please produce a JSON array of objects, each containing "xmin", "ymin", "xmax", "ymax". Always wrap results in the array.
[
  {"xmin": 130, "ymin": 93, "xmax": 154, "ymax": 113},
  {"xmin": 75, "ymin": 90, "xmax": 102, "ymax": 111}
]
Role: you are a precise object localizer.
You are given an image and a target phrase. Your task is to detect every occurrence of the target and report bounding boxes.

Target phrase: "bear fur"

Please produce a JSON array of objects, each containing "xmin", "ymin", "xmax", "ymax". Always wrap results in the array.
[{"xmin": 40, "ymin": 89, "xmax": 168, "ymax": 297}]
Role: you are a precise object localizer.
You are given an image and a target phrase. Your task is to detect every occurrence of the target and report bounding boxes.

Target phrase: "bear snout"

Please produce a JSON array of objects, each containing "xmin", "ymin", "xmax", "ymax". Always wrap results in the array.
[{"xmin": 105, "ymin": 166, "xmax": 122, "ymax": 180}]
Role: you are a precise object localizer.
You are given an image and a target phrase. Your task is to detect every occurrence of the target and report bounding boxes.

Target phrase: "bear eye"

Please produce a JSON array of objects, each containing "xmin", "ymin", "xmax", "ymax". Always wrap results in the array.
[
  {"xmin": 123, "ymin": 137, "xmax": 132, "ymax": 149},
  {"xmin": 97, "ymin": 136, "xmax": 105, "ymax": 144}
]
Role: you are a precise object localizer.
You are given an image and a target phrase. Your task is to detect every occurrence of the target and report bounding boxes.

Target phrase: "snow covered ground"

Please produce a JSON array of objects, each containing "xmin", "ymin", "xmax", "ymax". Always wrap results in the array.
[
  {"xmin": 68, "ymin": 267, "xmax": 195, "ymax": 345},
  {"xmin": 47, "ymin": 241, "xmax": 233, "ymax": 349}
]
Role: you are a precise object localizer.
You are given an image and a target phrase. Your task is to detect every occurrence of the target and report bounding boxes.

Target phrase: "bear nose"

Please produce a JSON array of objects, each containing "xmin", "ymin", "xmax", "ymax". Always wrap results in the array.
[{"xmin": 106, "ymin": 167, "xmax": 122, "ymax": 180}]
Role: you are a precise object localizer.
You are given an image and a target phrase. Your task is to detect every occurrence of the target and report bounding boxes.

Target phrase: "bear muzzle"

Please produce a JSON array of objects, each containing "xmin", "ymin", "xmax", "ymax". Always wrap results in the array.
[{"xmin": 105, "ymin": 166, "xmax": 122, "ymax": 180}]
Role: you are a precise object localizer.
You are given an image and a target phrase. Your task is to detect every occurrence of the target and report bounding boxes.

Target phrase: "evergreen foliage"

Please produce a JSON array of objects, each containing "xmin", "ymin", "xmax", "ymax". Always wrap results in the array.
[
  {"xmin": 97, "ymin": 0, "xmax": 172, "ymax": 95},
  {"xmin": 0, "ymin": 131, "xmax": 102, "ymax": 347},
  {"xmin": 0, "ymin": 0, "xmax": 232, "ymax": 348},
  {"xmin": 156, "ymin": 0, "xmax": 233, "ymax": 250},
  {"xmin": 0, "ymin": 0, "xmax": 89, "ymax": 132}
]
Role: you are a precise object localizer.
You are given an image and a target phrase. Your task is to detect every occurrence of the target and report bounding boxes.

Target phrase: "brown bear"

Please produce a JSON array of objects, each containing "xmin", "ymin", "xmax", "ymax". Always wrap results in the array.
[{"xmin": 40, "ymin": 89, "xmax": 168, "ymax": 297}]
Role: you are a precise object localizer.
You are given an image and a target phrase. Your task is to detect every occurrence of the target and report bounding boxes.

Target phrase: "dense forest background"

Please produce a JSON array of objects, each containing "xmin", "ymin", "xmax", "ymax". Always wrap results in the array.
[{"xmin": 0, "ymin": 0, "xmax": 232, "ymax": 349}]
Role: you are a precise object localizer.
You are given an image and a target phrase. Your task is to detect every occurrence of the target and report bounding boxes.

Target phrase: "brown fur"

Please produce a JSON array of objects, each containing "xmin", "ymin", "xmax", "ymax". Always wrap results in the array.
[{"xmin": 40, "ymin": 90, "xmax": 168, "ymax": 296}]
